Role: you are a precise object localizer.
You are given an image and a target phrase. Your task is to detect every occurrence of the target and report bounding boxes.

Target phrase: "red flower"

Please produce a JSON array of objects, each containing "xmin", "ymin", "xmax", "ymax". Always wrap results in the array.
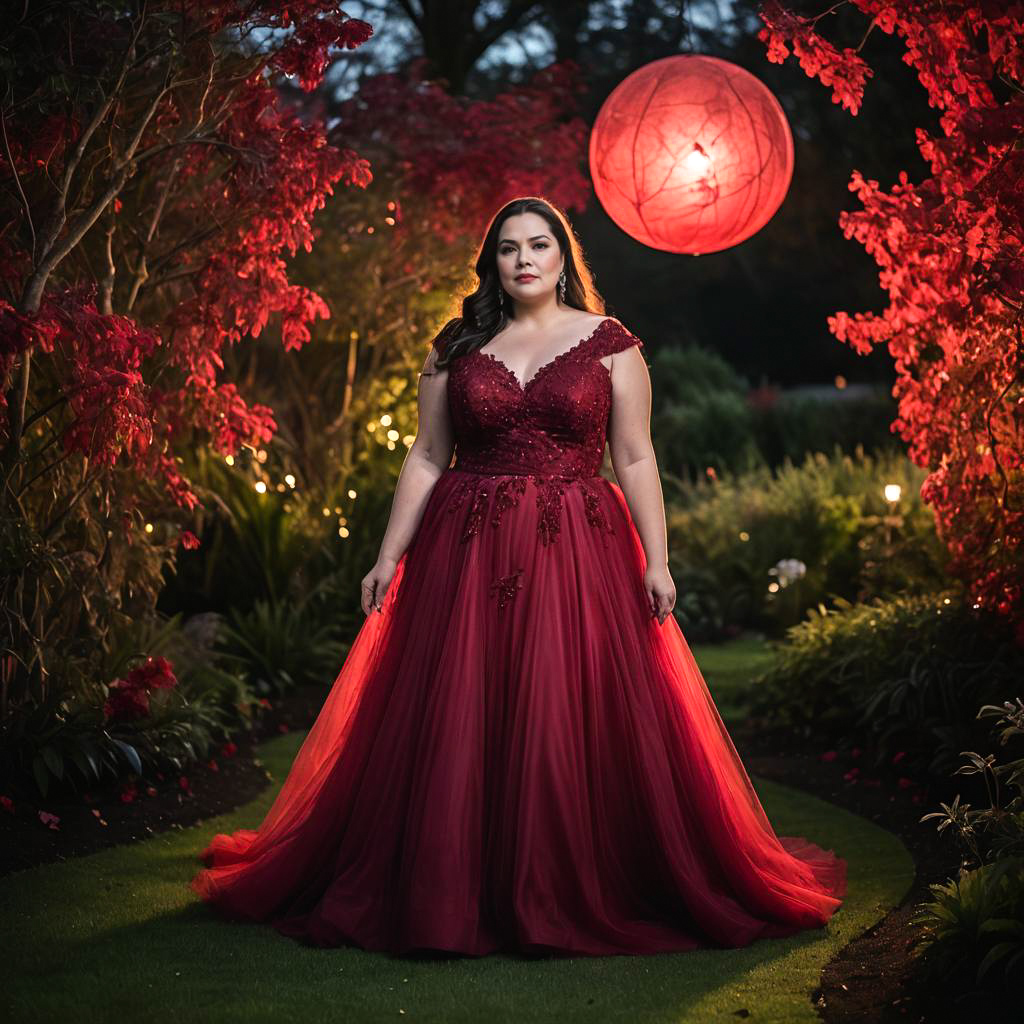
[
  {"xmin": 892, "ymin": 751, "xmax": 906, "ymax": 764},
  {"xmin": 0, "ymin": 795, "xmax": 13, "ymax": 814},
  {"xmin": 843, "ymin": 767, "xmax": 860, "ymax": 780},
  {"xmin": 897, "ymin": 776, "xmax": 915, "ymax": 789},
  {"xmin": 38, "ymin": 810, "xmax": 60, "ymax": 830},
  {"xmin": 146, "ymin": 786, "xmax": 157, "ymax": 797},
  {"xmin": 208, "ymin": 758, "xmax": 219, "ymax": 772},
  {"xmin": 258, "ymin": 698, "xmax": 272, "ymax": 709},
  {"xmin": 103, "ymin": 679, "xmax": 151, "ymax": 722},
  {"xmin": 179, "ymin": 775, "xmax": 191, "ymax": 791},
  {"xmin": 821, "ymin": 750, "xmax": 838, "ymax": 762},
  {"xmin": 125, "ymin": 655, "xmax": 177, "ymax": 692},
  {"xmin": 180, "ymin": 530, "xmax": 200, "ymax": 550},
  {"xmin": 120, "ymin": 783, "xmax": 137, "ymax": 803},
  {"xmin": 221, "ymin": 741, "xmax": 238, "ymax": 757}
]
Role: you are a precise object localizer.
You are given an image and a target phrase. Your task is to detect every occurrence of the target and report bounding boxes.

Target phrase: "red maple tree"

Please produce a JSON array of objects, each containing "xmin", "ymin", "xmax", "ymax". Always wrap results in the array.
[
  {"xmin": 757, "ymin": 0, "xmax": 1024, "ymax": 637},
  {"xmin": 1, "ymin": 1, "xmax": 373, "ymax": 521}
]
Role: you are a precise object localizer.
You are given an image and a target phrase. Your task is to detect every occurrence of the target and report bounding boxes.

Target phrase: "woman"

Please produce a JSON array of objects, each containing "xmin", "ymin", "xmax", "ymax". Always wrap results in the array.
[{"xmin": 190, "ymin": 196, "xmax": 847, "ymax": 956}]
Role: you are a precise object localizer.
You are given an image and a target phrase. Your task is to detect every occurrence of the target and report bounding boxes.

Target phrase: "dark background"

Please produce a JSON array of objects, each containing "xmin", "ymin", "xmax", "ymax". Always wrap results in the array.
[{"xmin": 300, "ymin": 0, "xmax": 939, "ymax": 388}]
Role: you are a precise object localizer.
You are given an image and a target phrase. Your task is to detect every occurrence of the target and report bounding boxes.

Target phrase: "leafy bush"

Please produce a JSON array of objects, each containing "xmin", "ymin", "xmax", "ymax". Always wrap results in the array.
[
  {"xmin": 663, "ymin": 444, "xmax": 948, "ymax": 639},
  {"xmin": 750, "ymin": 390, "xmax": 899, "ymax": 470},
  {"xmin": 912, "ymin": 700, "xmax": 1024, "ymax": 989},
  {"xmin": 648, "ymin": 343, "xmax": 899, "ymax": 481},
  {"xmin": 214, "ymin": 587, "xmax": 348, "ymax": 698},
  {"xmin": 911, "ymin": 857, "xmax": 1024, "ymax": 989},
  {"xmin": 0, "ymin": 612, "xmax": 251, "ymax": 799},
  {"xmin": 747, "ymin": 591, "xmax": 1024, "ymax": 781}
]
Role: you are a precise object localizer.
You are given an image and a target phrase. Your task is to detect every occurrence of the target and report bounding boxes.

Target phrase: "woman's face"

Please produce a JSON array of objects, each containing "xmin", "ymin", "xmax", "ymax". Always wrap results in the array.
[{"xmin": 495, "ymin": 211, "xmax": 564, "ymax": 306}]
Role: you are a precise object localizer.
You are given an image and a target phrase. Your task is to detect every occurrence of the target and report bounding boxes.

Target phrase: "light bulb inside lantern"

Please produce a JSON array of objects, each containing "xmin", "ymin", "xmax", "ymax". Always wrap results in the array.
[
  {"xmin": 682, "ymin": 145, "xmax": 712, "ymax": 176},
  {"xmin": 884, "ymin": 484, "xmax": 902, "ymax": 503}
]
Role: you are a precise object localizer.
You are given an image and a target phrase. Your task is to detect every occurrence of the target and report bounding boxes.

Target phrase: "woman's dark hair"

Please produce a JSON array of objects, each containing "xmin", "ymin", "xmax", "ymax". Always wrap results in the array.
[{"xmin": 430, "ymin": 196, "xmax": 607, "ymax": 371}]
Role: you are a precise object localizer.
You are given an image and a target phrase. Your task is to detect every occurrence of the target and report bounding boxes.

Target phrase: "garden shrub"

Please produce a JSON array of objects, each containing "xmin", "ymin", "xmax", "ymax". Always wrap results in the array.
[
  {"xmin": 912, "ymin": 699, "xmax": 1024, "ymax": 990},
  {"xmin": 750, "ymin": 389, "xmax": 899, "ymax": 469},
  {"xmin": 748, "ymin": 592, "xmax": 1024, "ymax": 782},
  {"xmin": 664, "ymin": 444, "xmax": 948, "ymax": 639},
  {"xmin": 648, "ymin": 343, "xmax": 899, "ymax": 482},
  {"xmin": 0, "ymin": 611, "xmax": 251, "ymax": 800}
]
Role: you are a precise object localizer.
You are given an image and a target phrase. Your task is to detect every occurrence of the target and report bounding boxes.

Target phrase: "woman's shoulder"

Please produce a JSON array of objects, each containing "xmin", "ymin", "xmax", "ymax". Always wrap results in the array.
[{"xmin": 589, "ymin": 314, "xmax": 644, "ymax": 356}]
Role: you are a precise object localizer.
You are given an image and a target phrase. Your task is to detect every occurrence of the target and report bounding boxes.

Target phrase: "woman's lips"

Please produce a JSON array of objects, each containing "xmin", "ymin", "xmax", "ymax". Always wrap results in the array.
[{"xmin": 515, "ymin": 274, "xmax": 537, "ymax": 281}]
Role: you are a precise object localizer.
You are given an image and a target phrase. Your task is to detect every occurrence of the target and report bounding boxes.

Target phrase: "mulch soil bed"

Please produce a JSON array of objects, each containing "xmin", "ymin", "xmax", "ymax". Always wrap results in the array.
[
  {"xmin": 732, "ymin": 716, "xmax": 1016, "ymax": 1024},
  {"xmin": 1, "ymin": 684, "xmax": 1015, "ymax": 1023}
]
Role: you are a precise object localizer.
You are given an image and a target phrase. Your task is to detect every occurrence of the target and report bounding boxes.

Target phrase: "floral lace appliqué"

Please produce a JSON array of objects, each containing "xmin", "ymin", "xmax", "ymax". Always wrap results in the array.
[{"xmin": 490, "ymin": 568, "xmax": 525, "ymax": 610}]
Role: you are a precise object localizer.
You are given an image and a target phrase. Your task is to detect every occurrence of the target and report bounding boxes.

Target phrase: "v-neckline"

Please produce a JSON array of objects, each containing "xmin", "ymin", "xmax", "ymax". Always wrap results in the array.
[{"xmin": 475, "ymin": 317, "xmax": 613, "ymax": 394}]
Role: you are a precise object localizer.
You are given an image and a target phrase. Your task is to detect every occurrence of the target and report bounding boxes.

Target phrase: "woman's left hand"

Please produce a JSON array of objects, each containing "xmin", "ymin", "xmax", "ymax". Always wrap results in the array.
[{"xmin": 643, "ymin": 564, "xmax": 676, "ymax": 625}]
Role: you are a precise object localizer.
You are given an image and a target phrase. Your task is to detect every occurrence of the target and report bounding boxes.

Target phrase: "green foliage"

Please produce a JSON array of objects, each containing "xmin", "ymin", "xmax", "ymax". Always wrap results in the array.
[
  {"xmin": 910, "ymin": 857, "xmax": 1024, "ymax": 988},
  {"xmin": 214, "ymin": 585, "xmax": 348, "ymax": 699},
  {"xmin": 912, "ymin": 700, "xmax": 1024, "ymax": 988},
  {"xmin": 648, "ymin": 343, "xmax": 898, "ymax": 481},
  {"xmin": 748, "ymin": 591, "xmax": 1024, "ymax": 780},
  {"xmin": 750, "ymin": 391, "xmax": 900, "ymax": 469},
  {"xmin": 663, "ymin": 445, "xmax": 948, "ymax": 639},
  {"xmin": 0, "ymin": 611, "xmax": 252, "ymax": 799}
]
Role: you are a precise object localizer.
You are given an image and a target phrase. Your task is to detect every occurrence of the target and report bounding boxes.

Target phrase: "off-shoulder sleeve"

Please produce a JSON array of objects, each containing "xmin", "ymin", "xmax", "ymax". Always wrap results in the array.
[{"xmin": 593, "ymin": 318, "xmax": 645, "ymax": 359}]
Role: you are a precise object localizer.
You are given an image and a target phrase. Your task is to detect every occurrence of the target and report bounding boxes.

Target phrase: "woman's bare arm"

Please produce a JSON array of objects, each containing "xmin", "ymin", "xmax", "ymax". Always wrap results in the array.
[
  {"xmin": 374, "ymin": 348, "xmax": 455, "ymax": 565},
  {"xmin": 606, "ymin": 346, "xmax": 669, "ymax": 571}
]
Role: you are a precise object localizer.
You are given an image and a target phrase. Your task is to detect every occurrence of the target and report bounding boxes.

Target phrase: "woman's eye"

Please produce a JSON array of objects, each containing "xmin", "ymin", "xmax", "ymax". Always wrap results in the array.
[{"xmin": 535, "ymin": 242, "xmax": 548, "ymax": 249}]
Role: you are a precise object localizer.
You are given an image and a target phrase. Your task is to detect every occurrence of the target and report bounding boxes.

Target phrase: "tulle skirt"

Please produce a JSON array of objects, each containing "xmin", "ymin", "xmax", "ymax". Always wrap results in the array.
[{"xmin": 190, "ymin": 468, "xmax": 847, "ymax": 955}]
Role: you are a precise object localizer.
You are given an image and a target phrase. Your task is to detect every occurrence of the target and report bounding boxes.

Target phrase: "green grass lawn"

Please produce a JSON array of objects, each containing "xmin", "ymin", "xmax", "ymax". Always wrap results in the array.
[
  {"xmin": 2, "ymin": 715, "xmax": 913, "ymax": 1024},
  {"xmin": 689, "ymin": 630, "xmax": 778, "ymax": 725}
]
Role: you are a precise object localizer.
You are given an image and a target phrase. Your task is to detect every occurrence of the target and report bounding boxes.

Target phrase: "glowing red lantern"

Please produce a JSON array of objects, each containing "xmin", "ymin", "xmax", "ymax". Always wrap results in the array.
[{"xmin": 589, "ymin": 55, "xmax": 794, "ymax": 255}]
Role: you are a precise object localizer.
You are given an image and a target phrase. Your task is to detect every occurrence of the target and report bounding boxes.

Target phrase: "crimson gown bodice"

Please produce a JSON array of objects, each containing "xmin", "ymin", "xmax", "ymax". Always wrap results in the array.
[{"xmin": 444, "ymin": 316, "xmax": 644, "ymax": 479}]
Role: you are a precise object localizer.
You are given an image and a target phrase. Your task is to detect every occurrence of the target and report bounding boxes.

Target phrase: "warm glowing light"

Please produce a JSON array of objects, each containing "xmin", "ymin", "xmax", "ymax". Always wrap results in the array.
[
  {"xmin": 739, "ymin": 531, "xmax": 750, "ymax": 542},
  {"xmin": 225, "ymin": 454, "xmax": 235, "ymax": 466},
  {"xmin": 276, "ymin": 483, "xmax": 286, "ymax": 492},
  {"xmin": 144, "ymin": 523, "xmax": 154, "ymax": 533},
  {"xmin": 347, "ymin": 489, "xmax": 357, "ymax": 499},
  {"xmin": 285, "ymin": 474, "xmax": 296, "ymax": 488},
  {"xmin": 256, "ymin": 449, "xmax": 268, "ymax": 463},
  {"xmin": 767, "ymin": 582, "xmax": 780, "ymax": 593},
  {"xmin": 682, "ymin": 146, "xmax": 712, "ymax": 175},
  {"xmin": 387, "ymin": 429, "xmax": 399, "ymax": 441},
  {"xmin": 334, "ymin": 506, "xmax": 342, "ymax": 514},
  {"xmin": 884, "ymin": 484, "xmax": 902, "ymax": 503},
  {"xmin": 322, "ymin": 507, "xmax": 331, "ymax": 516},
  {"xmin": 589, "ymin": 55, "xmax": 794, "ymax": 254},
  {"xmin": 380, "ymin": 414, "xmax": 392, "ymax": 426},
  {"xmin": 834, "ymin": 374, "xmax": 847, "ymax": 389},
  {"xmin": 366, "ymin": 421, "xmax": 376, "ymax": 432},
  {"xmin": 255, "ymin": 481, "xmax": 267, "ymax": 493}
]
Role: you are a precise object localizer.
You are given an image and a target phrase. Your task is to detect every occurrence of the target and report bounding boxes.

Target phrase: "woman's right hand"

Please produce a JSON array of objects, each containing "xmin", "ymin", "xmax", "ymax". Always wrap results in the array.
[{"xmin": 360, "ymin": 556, "xmax": 398, "ymax": 616}]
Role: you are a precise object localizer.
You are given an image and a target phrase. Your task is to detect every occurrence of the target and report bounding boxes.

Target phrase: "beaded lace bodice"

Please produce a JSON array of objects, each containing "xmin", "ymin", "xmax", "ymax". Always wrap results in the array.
[{"xmin": 440, "ymin": 317, "xmax": 645, "ymax": 480}]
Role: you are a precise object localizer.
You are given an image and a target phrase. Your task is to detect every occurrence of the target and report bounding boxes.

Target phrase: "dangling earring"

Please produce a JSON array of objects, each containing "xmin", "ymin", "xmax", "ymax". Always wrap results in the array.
[
  {"xmin": 496, "ymin": 281, "xmax": 504, "ymax": 311},
  {"xmin": 558, "ymin": 268, "xmax": 566, "ymax": 303}
]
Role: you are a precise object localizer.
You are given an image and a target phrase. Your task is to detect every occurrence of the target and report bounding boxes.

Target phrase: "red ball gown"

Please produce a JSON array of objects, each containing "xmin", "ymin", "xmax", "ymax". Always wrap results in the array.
[{"xmin": 190, "ymin": 317, "xmax": 847, "ymax": 955}]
